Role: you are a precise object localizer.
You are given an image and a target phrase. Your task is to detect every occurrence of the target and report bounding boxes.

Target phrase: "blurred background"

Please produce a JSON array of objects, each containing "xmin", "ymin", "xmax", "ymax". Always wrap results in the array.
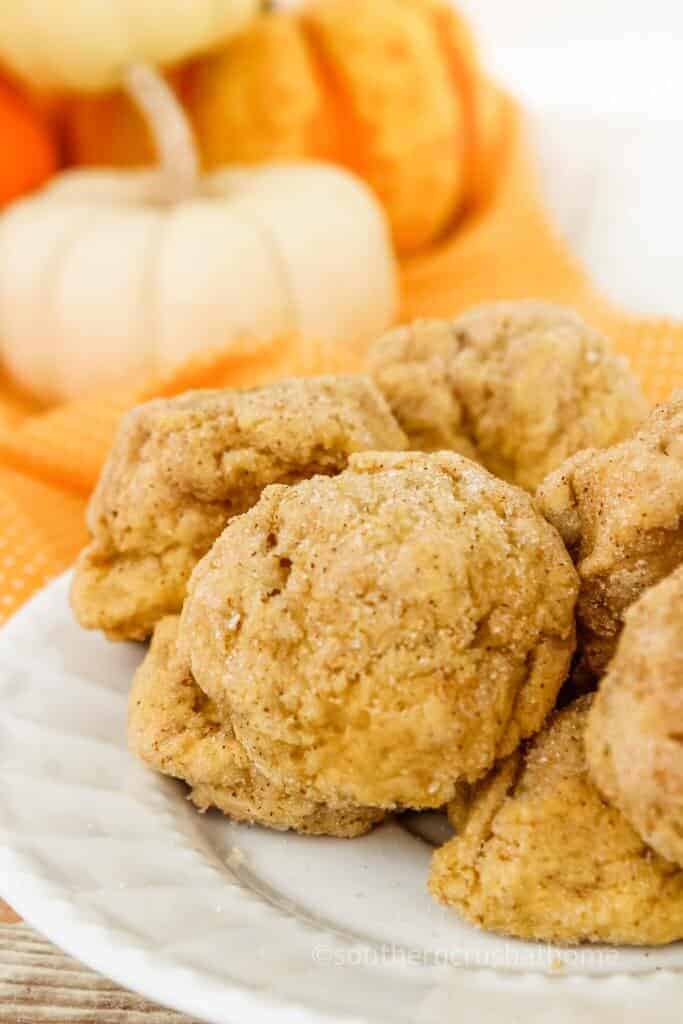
[
  {"xmin": 460, "ymin": 0, "xmax": 683, "ymax": 315},
  {"xmin": 459, "ymin": 0, "xmax": 682, "ymax": 116},
  {"xmin": 168, "ymin": 0, "xmax": 683, "ymax": 319},
  {"xmin": 1, "ymin": 0, "xmax": 682, "ymax": 408}
]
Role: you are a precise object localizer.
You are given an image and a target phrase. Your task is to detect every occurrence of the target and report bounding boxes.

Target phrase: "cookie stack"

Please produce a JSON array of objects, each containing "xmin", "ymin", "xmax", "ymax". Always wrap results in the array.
[{"xmin": 72, "ymin": 301, "xmax": 683, "ymax": 946}]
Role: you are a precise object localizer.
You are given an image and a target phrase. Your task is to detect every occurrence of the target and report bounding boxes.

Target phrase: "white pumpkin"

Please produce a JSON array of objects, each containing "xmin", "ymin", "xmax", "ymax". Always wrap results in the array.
[
  {"xmin": 0, "ymin": 68, "xmax": 398, "ymax": 403},
  {"xmin": 0, "ymin": 0, "xmax": 260, "ymax": 92},
  {"xmin": 0, "ymin": 164, "xmax": 398, "ymax": 402}
]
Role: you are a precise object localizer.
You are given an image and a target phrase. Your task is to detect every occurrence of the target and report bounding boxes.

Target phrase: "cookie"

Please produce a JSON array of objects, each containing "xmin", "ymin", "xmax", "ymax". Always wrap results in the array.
[
  {"xmin": 72, "ymin": 375, "xmax": 406, "ymax": 640},
  {"xmin": 537, "ymin": 392, "xmax": 683, "ymax": 673},
  {"xmin": 180, "ymin": 450, "xmax": 577, "ymax": 810},
  {"xmin": 430, "ymin": 698, "xmax": 683, "ymax": 945},
  {"xmin": 368, "ymin": 301, "xmax": 646, "ymax": 490},
  {"xmin": 587, "ymin": 566, "xmax": 683, "ymax": 868},
  {"xmin": 128, "ymin": 617, "xmax": 383, "ymax": 837}
]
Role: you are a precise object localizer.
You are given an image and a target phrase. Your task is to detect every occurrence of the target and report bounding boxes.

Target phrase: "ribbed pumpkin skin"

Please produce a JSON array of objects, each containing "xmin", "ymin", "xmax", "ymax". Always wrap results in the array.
[
  {"xmin": 0, "ymin": 78, "xmax": 58, "ymax": 206},
  {"xmin": 0, "ymin": 163, "xmax": 398, "ymax": 403},
  {"xmin": 66, "ymin": 0, "xmax": 500, "ymax": 254}
]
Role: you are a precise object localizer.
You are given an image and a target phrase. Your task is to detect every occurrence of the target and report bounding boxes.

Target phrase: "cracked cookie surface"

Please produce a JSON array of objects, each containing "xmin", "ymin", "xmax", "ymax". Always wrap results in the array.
[
  {"xmin": 128, "ymin": 617, "xmax": 383, "ymax": 837},
  {"xmin": 537, "ymin": 392, "xmax": 683, "ymax": 674},
  {"xmin": 587, "ymin": 566, "xmax": 683, "ymax": 868},
  {"xmin": 430, "ymin": 697, "xmax": 683, "ymax": 945},
  {"xmin": 71, "ymin": 375, "xmax": 406, "ymax": 641},
  {"xmin": 180, "ymin": 451, "xmax": 578, "ymax": 811},
  {"xmin": 368, "ymin": 301, "xmax": 647, "ymax": 490}
]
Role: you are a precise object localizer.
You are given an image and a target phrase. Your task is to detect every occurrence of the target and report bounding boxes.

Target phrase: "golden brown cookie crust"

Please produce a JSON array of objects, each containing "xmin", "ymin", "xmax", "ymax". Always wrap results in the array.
[
  {"xmin": 368, "ymin": 301, "xmax": 647, "ymax": 490},
  {"xmin": 71, "ymin": 375, "xmax": 406, "ymax": 641},
  {"xmin": 128, "ymin": 617, "xmax": 383, "ymax": 837},
  {"xmin": 587, "ymin": 566, "xmax": 683, "ymax": 868},
  {"xmin": 536, "ymin": 392, "xmax": 683, "ymax": 673},
  {"xmin": 180, "ymin": 450, "xmax": 577, "ymax": 811},
  {"xmin": 430, "ymin": 698, "xmax": 683, "ymax": 945}
]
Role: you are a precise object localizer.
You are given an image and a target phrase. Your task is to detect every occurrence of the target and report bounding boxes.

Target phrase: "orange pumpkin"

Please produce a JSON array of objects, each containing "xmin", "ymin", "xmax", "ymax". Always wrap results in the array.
[
  {"xmin": 0, "ymin": 76, "xmax": 58, "ymax": 205},
  {"xmin": 65, "ymin": 66, "xmax": 192, "ymax": 170},
  {"xmin": 66, "ymin": 0, "xmax": 502, "ymax": 253}
]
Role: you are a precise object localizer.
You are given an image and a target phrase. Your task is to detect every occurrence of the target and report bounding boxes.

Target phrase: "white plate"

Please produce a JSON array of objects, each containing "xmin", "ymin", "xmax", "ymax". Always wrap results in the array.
[{"xmin": 0, "ymin": 574, "xmax": 682, "ymax": 1024}]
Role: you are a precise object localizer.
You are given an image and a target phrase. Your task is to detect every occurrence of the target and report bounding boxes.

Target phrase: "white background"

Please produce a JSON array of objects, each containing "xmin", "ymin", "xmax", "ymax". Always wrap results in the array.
[
  {"xmin": 459, "ymin": 0, "xmax": 683, "ymax": 316},
  {"xmin": 460, "ymin": 0, "xmax": 683, "ymax": 117}
]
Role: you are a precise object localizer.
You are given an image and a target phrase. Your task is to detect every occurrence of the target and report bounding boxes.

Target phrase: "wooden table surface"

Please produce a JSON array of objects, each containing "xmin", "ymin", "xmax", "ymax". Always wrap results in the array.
[{"xmin": 0, "ymin": 900, "xmax": 199, "ymax": 1023}]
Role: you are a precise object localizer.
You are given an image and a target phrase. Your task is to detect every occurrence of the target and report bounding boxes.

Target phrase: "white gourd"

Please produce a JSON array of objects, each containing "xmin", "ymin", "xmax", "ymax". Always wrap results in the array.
[
  {"xmin": 0, "ymin": 67, "xmax": 399, "ymax": 403},
  {"xmin": 0, "ymin": 0, "xmax": 260, "ymax": 92}
]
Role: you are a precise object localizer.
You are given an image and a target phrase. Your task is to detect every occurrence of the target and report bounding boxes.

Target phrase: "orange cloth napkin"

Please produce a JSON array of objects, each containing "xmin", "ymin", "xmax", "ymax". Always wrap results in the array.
[{"xmin": 0, "ymin": 95, "xmax": 681, "ymax": 625}]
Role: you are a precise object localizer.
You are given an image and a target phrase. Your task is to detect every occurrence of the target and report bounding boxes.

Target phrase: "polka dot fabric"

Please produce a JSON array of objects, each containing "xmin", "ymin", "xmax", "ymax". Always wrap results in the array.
[{"xmin": 0, "ymin": 95, "xmax": 681, "ymax": 628}]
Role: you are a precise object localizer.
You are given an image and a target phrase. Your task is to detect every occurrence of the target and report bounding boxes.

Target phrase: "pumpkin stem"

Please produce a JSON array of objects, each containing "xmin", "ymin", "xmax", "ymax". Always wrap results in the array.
[{"xmin": 123, "ymin": 63, "xmax": 199, "ymax": 203}]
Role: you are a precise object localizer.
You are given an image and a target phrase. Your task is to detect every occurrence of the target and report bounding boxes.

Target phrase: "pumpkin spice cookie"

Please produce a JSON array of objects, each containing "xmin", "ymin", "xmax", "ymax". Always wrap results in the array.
[
  {"xmin": 179, "ymin": 450, "xmax": 578, "ymax": 811},
  {"xmin": 368, "ymin": 301, "xmax": 647, "ymax": 490},
  {"xmin": 128, "ymin": 616, "xmax": 383, "ymax": 837},
  {"xmin": 587, "ymin": 567, "xmax": 683, "ymax": 869},
  {"xmin": 430, "ymin": 697, "xmax": 683, "ymax": 945},
  {"xmin": 71, "ymin": 375, "xmax": 406, "ymax": 641},
  {"xmin": 537, "ymin": 392, "xmax": 683, "ymax": 674}
]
